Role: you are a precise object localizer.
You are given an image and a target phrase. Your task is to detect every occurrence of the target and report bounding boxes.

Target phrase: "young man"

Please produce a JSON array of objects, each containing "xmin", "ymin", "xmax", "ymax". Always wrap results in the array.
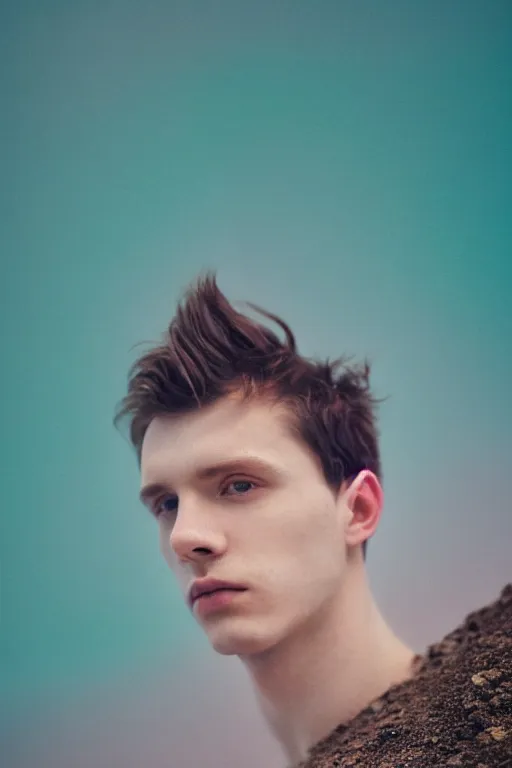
[{"xmin": 116, "ymin": 274, "xmax": 511, "ymax": 767}]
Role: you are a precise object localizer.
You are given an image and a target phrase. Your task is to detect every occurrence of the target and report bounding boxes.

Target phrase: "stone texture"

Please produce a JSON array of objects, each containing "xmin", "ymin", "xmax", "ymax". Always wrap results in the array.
[{"xmin": 300, "ymin": 585, "xmax": 512, "ymax": 768}]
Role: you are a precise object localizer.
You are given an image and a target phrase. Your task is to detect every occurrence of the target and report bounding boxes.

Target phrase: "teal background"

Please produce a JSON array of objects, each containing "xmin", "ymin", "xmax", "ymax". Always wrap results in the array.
[{"xmin": 2, "ymin": 2, "xmax": 511, "ymax": 766}]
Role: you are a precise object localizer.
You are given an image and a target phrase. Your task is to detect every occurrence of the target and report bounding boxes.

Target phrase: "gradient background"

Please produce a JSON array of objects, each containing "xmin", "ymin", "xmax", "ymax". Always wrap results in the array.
[{"xmin": 2, "ymin": 2, "xmax": 511, "ymax": 766}]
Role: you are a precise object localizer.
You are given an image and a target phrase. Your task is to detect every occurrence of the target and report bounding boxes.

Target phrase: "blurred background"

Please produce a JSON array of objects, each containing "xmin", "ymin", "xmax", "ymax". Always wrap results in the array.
[{"xmin": 1, "ymin": 1, "xmax": 511, "ymax": 766}]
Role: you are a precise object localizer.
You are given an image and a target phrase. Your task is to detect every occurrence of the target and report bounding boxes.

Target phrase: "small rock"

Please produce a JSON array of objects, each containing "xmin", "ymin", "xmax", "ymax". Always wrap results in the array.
[
  {"xmin": 480, "ymin": 668, "xmax": 505, "ymax": 686},
  {"xmin": 489, "ymin": 693, "xmax": 512, "ymax": 714},
  {"xmin": 468, "ymin": 712, "xmax": 490, "ymax": 732},
  {"xmin": 462, "ymin": 697, "xmax": 478, "ymax": 712},
  {"xmin": 377, "ymin": 726, "xmax": 401, "ymax": 743},
  {"xmin": 487, "ymin": 725, "xmax": 508, "ymax": 741}
]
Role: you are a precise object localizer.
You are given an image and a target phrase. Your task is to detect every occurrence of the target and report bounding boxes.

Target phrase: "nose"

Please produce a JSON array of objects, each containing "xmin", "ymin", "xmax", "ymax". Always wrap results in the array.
[{"xmin": 167, "ymin": 500, "xmax": 228, "ymax": 564}]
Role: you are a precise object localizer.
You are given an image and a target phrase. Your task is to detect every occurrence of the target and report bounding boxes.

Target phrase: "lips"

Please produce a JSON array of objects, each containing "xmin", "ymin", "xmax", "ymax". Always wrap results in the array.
[{"xmin": 188, "ymin": 579, "xmax": 247, "ymax": 606}]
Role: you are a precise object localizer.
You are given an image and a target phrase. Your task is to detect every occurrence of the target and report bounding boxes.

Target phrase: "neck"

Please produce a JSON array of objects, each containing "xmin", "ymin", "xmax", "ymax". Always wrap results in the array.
[{"xmin": 240, "ymin": 564, "xmax": 416, "ymax": 765}]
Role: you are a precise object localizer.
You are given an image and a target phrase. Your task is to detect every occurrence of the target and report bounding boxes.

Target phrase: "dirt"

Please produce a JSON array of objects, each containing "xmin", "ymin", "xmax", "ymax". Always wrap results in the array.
[{"xmin": 300, "ymin": 584, "xmax": 512, "ymax": 768}]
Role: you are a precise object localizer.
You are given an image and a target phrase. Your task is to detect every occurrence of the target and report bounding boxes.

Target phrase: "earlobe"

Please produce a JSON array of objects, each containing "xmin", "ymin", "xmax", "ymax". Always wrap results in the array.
[{"xmin": 344, "ymin": 470, "xmax": 383, "ymax": 549}]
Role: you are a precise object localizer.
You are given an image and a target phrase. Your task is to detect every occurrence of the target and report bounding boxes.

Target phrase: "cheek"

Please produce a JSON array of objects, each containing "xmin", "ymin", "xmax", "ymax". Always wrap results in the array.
[
  {"xmin": 291, "ymin": 516, "xmax": 346, "ymax": 611},
  {"xmin": 266, "ymin": 493, "xmax": 345, "ymax": 582},
  {"xmin": 159, "ymin": 525, "xmax": 179, "ymax": 571},
  {"xmin": 287, "ymin": 493, "xmax": 343, "ymax": 550},
  {"xmin": 159, "ymin": 524, "xmax": 170, "ymax": 557},
  {"xmin": 158, "ymin": 525, "xmax": 190, "ymax": 593}
]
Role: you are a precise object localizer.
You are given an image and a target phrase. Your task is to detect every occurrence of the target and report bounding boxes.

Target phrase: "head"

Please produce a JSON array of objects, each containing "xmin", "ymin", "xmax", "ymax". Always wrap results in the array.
[{"xmin": 115, "ymin": 274, "xmax": 384, "ymax": 657}]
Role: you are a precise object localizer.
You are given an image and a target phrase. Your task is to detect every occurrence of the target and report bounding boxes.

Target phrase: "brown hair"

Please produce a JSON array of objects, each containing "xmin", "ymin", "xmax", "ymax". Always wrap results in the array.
[{"xmin": 115, "ymin": 273, "xmax": 382, "ymax": 554}]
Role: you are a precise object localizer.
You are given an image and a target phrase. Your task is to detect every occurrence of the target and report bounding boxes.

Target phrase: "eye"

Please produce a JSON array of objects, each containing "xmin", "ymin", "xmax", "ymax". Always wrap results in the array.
[
  {"xmin": 154, "ymin": 494, "xmax": 178, "ymax": 518},
  {"xmin": 223, "ymin": 479, "xmax": 256, "ymax": 496}
]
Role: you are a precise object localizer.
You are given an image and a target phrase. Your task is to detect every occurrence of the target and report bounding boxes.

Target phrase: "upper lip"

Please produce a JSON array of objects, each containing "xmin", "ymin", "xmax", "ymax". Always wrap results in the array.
[{"xmin": 188, "ymin": 578, "xmax": 247, "ymax": 605}]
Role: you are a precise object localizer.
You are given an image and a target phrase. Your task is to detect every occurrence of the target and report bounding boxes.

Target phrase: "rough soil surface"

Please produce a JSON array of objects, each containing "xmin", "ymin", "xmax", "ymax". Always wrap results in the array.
[{"xmin": 300, "ymin": 585, "xmax": 512, "ymax": 768}]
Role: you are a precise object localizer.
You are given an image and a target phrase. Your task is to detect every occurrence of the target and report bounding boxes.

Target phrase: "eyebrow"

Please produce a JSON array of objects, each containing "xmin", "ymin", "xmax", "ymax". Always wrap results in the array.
[{"xmin": 139, "ymin": 456, "xmax": 278, "ymax": 506}]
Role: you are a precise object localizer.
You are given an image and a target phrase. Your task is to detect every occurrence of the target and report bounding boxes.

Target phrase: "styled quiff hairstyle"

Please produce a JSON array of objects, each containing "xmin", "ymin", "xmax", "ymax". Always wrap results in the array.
[{"xmin": 115, "ymin": 273, "xmax": 382, "ymax": 554}]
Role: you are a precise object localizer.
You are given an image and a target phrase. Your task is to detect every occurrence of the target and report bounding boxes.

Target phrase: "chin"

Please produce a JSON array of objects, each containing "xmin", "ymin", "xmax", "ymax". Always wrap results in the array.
[{"xmin": 206, "ymin": 620, "xmax": 280, "ymax": 657}]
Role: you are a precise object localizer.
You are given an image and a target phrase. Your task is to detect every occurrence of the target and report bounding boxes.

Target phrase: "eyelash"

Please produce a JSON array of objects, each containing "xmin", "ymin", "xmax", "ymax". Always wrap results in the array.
[
  {"xmin": 153, "ymin": 495, "xmax": 178, "ymax": 518},
  {"xmin": 152, "ymin": 478, "xmax": 258, "ymax": 518}
]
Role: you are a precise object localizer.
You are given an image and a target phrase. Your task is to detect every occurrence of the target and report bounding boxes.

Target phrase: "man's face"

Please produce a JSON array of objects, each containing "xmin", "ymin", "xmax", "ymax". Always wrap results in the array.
[{"xmin": 140, "ymin": 395, "xmax": 352, "ymax": 657}]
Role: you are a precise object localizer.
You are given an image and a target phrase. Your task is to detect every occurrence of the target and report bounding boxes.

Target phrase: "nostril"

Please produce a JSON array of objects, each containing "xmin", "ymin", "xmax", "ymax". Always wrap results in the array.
[{"xmin": 193, "ymin": 547, "xmax": 213, "ymax": 555}]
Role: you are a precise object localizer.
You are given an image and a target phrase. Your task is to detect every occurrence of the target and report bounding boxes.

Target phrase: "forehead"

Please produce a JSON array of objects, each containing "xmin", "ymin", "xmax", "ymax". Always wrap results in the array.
[{"xmin": 140, "ymin": 396, "xmax": 307, "ymax": 485}]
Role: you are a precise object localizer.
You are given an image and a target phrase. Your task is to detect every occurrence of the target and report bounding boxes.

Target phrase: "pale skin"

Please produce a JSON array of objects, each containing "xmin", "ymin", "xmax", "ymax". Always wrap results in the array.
[{"xmin": 139, "ymin": 394, "xmax": 416, "ymax": 765}]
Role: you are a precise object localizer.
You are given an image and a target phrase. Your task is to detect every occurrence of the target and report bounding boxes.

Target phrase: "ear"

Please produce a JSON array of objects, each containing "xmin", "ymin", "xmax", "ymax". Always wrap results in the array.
[{"xmin": 342, "ymin": 470, "xmax": 383, "ymax": 549}]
